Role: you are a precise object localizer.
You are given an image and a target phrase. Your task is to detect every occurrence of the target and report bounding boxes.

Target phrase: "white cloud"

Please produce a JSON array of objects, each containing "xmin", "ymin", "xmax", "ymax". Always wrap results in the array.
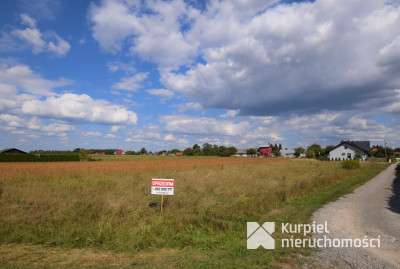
[
  {"xmin": 160, "ymin": 115, "xmax": 250, "ymax": 136},
  {"xmin": 0, "ymin": 62, "xmax": 72, "ymax": 102},
  {"xmin": 48, "ymin": 34, "xmax": 71, "ymax": 56},
  {"xmin": 21, "ymin": 93, "xmax": 138, "ymax": 125},
  {"xmin": 89, "ymin": 0, "xmax": 199, "ymax": 69},
  {"xmin": 146, "ymin": 89, "xmax": 174, "ymax": 102},
  {"xmin": 9, "ymin": 14, "xmax": 71, "ymax": 56},
  {"xmin": 161, "ymin": 0, "xmax": 400, "ymax": 116},
  {"xmin": 12, "ymin": 26, "xmax": 46, "ymax": 54},
  {"xmin": 84, "ymin": 131, "xmax": 103, "ymax": 137},
  {"xmin": 175, "ymin": 102, "xmax": 203, "ymax": 112},
  {"xmin": 105, "ymin": 133, "xmax": 116, "ymax": 138},
  {"xmin": 112, "ymin": 72, "xmax": 148, "ymax": 92}
]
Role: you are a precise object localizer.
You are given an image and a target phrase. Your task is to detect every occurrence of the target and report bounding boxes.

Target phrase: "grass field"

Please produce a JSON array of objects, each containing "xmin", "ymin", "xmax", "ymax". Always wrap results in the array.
[{"xmin": 0, "ymin": 157, "xmax": 389, "ymax": 268}]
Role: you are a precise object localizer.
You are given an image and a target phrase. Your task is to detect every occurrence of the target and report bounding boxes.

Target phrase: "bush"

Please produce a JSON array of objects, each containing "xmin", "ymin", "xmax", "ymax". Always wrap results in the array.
[
  {"xmin": 341, "ymin": 160, "xmax": 361, "ymax": 169},
  {"xmin": 0, "ymin": 153, "xmax": 80, "ymax": 162}
]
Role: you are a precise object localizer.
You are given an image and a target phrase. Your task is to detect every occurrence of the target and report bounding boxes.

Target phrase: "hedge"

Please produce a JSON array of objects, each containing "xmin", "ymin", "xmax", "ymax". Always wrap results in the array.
[{"xmin": 0, "ymin": 153, "xmax": 80, "ymax": 162}]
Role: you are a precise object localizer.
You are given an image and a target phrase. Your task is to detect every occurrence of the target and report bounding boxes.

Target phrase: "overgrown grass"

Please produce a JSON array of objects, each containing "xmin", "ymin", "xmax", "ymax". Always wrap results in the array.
[{"xmin": 0, "ymin": 158, "xmax": 388, "ymax": 268}]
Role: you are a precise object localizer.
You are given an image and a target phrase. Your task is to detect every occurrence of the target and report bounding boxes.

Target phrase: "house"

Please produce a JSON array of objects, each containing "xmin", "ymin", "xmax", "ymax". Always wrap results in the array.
[
  {"xmin": 328, "ymin": 140, "xmax": 370, "ymax": 161},
  {"xmin": 114, "ymin": 150, "xmax": 125, "ymax": 155},
  {"xmin": 235, "ymin": 149, "xmax": 248, "ymax": 157},
  {"xmin": 281, "ymin": 149, "xmax": 295, "ymax": 158},
  {"xmin": 91, "ymin": 152, "xmax": 105, "ymax": 155},
  {"xmin": 258, "ymin": 145, "xmax": 272, "ymax": 157},
  {"xmin": 175, "ymin": 152, "xmax": 183, "ymax": 156},
  {"xmin": 1, "ymin": 148, "xmax": 27, "ymax": 154}
]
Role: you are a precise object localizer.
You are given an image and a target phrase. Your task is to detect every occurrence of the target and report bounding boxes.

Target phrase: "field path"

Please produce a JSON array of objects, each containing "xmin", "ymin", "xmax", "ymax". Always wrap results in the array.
[{"xmin": 311, "ymin": 164, "xmax": 400, "ymax": 268}]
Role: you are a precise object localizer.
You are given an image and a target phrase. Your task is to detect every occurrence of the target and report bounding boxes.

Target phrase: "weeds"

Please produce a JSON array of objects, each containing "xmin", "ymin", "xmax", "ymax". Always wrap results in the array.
[{"xmin": 0, "ymin": 158, "xmax": 386, "ymax": 268}]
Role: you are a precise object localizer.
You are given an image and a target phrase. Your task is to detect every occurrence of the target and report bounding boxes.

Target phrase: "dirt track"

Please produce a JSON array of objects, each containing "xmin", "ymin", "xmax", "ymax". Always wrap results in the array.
[{"xmin": 310, "ymin": 164, "xmax": 400, "ymax": 268}]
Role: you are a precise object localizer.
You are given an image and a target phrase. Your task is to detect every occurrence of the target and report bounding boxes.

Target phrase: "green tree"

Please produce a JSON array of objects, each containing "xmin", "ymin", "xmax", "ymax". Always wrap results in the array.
[
  {"xmin": 218, "ymin": 146, "xmax": 237, "ymax": 157},
  {"xmin": 228, "ymin": 147, "xmax": 237, "ymax": 156},
  {"xmin": 170, "ymin": 149, "xmax": 181, "ymax": 154},
  {"xmin": 183, "ymin": 147, "xmax": 193, "ymax": 156},
  {"xmin": 273, "ymin": 149, "xmax": 281, "ymax": 157},
  {"xmin": 306, "ymin": 149, "xmax": 316, "ymax": 159},
  {"xmin": 294, "ymin": 147, "xmax": 305, "ymax": 157},
  {"xmin": 247, "ymin": 148, "xmax": 257, "ymax": 156},
  {"xmin": 324, "ymin": 145, "xmax": 335, "ymax": 153},
  {"xmin": 213, "ymin": 145, "xmax": 219, "ymax": 156},
  {"xmin": 79, "ymin": 149, "xmax": 89, "ymax": 161},
  {"xmin": 140, "ymin": 148, "xmax": 147, "ymax": 155},
  {"xmin": 202, "ymin": 143, "xmax": 213, "ymax": 156}
]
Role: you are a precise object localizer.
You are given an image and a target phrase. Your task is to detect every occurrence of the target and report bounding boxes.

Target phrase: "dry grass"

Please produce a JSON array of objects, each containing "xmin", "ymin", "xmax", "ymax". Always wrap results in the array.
[{"xmin": 0, "ymin": 157, "xmax": 383, "ymax": 268}]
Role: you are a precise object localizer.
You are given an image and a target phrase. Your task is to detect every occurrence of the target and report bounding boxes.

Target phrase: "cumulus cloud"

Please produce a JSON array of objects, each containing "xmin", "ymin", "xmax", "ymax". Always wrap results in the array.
[
  {"xmin": 112, "ymin": 72, "xmax": 148, "ymax": 92},
  {"xmin": 3, "ymin": 13, "xmax": 70, "ymax": 56},
  {"xmin": 146, "ymin": 89, "xmax": 174, "ymax": 102},
  {"xmin": 90, "ymin": 0, "xmax": 400, "ymax": 117},
  {"xmin": 89, "ymin": 0, "xmax": 200, "ymax": 69},
  {"xmin": 160, "ymin": 115, "xmax": 250, "ymax": 136},
  {"xmin": 48, "ymin": 34, "xmax": 71, "ymax": 56},
  {"xmin": 21, "ymin": 93, "xmax": 138, "ymax": 125},
  {"xmin": 0, "ymin": 62, "xmax": 72, "ymax": 107},
  {"xmin": 163, "ymin": 0, "xmax": 400, "ymax": 116}
]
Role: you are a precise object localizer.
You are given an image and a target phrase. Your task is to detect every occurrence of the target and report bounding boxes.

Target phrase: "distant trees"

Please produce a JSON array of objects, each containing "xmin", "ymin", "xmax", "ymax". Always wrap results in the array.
[
  {"xmin": 273, "ymin": 149, "xmax": 281, "ymax": 157},
  {"xmin": 294, "ymin": 147, "xmax": 305, "ymax": 157},
  {"xmin": 306, "ymin": 149, "xmax": 316, "ymax": 159},
  {"xmin": 182, "ymin": 144, "xmax": 237, "ymax": 157},
  {"xmin": 246, "ymin": 148, "xmax": 257, "ymax": 156}
]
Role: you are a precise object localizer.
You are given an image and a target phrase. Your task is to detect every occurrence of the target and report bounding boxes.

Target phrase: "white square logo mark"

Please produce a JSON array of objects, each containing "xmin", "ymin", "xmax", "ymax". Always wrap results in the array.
[{"xmin": 247, "ymin": 222, "xmax": 275, "ymax": 249}]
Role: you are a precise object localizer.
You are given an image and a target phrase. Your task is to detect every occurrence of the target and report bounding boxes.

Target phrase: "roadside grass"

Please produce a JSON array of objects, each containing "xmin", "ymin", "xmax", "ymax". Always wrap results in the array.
[{"xmin": 0, "ymin": 158, "xmax": 389, "ymax": 268}]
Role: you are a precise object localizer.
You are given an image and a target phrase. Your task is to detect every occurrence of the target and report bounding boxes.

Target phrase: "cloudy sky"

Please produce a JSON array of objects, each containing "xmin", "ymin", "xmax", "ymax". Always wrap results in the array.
[{"xmin": 1, "ymin": 0, "xmax": 399, "ymax": 152}]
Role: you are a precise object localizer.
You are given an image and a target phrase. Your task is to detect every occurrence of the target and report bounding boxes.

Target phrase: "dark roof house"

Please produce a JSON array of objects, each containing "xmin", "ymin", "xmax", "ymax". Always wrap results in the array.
[
  {"xmin": 328, "ymin": 140, "xmax": 370, "ymax": 160},
  {"xmin": 1, "ymin": 148, "xmax": 27, "ymax": 154}
]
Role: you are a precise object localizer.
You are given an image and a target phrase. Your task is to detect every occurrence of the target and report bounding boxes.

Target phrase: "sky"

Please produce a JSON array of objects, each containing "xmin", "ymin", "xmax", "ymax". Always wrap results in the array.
[{"xmin": 0, "ymin": 0, "xmax": 400, "ymax": 152}]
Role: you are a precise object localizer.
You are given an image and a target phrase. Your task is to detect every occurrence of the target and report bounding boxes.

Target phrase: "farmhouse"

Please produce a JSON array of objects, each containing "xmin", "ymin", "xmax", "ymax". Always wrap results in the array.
[
  {"xmin": 114, "ymin": 150, "xmax": 125, "ymax": 155},
  {"xmin": 234, "ymin": 149, "xmax": 248, "ymax": 157},
  {"xmin": 258, "ymin": 145, "xmax": 272, "ymax": 157},
  {"xmin": 328, "ymin": 140, "xmax": 370, "ymax": 161},
  {"xmin": 281, "ymin": 149, "xmax": 295, "ymax": 158},
  {"xmin": 1, "ymin": 148, "xmax": 27, "ymax": 154}
]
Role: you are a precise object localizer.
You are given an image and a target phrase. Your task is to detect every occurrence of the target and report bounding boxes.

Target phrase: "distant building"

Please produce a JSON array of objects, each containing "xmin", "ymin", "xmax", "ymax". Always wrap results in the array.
[
  {"xmin": 328, "ymin": 140, "xmax": 370, "ymax": 161},
  {"xmin": 235, "ymin": 149, "xmax": 248, "ymax": 157},
  {"xmin": 91, "ymin": 152, "xmax": 106, "ymax": 155},
  {"xmin": 281, "ymin": 149, "xmax": 295, "ymax": 158},
  {"xmin": 114, "ymin": 150, "xmax": 125, "ymax": 155},
  {"xmin": 175, "ymin": 152, "xmax": 183, "ymax": 156},
  {"xmin": 1, "ymin": 148, "xmax": 27, "ymax": 154},
  {"xmin": 258, "ymin": 145, "xmax": 272, "ymax": 157}
]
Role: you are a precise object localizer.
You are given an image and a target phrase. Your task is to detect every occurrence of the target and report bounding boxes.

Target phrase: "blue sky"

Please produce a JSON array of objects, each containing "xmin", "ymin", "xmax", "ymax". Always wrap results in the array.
[{"xmin": 1, "ymin": 0, "xmax": 400, "ymax": 152}]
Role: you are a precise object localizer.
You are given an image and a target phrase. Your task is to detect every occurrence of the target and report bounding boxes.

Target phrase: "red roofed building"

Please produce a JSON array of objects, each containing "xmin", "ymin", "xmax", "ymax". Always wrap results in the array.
[
  {"xmin": 258, "ymin": 146, "xmax": 272, "ymax": 157},
  {"xmin": 114, "ymin": 150, "xmax": 125, "ymax": 155}
]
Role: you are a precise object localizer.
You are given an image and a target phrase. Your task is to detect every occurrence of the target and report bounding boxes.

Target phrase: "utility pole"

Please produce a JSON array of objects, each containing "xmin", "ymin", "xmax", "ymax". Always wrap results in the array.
[{"xmin": 384, "ymin": 140, "xmax": 388, "ymax": 162}]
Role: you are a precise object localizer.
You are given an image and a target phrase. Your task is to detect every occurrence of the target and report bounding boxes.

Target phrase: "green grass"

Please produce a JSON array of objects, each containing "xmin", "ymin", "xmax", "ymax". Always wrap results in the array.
[{"xmin": 0, "ymin": 159, "xmax": 389, "ymax": 268}]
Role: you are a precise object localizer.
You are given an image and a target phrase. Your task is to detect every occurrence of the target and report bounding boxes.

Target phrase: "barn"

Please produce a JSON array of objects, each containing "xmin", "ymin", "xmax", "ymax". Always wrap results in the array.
[
  {"xmin": 114, "ymin": 150, "xmax": 125, "ymax": 155},
  {"xmin": 258, "ymin": 145, "xmax": 272, "ymax": 157}
]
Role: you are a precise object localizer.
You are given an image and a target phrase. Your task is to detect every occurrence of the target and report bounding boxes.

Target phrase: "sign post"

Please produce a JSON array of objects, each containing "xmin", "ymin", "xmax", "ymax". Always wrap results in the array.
[{"xmin": 151, "ymin": 178, "xmax": 174, "ymax": 212}]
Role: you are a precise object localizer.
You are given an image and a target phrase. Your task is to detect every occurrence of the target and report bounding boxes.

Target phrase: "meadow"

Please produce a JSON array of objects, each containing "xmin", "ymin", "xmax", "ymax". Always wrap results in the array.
[{"xmin": 0, "ymin": 157, "xmax": 388, "ymax": 268}]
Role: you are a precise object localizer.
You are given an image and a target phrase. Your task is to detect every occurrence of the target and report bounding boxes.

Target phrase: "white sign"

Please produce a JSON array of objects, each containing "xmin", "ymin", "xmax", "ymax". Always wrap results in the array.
[{"xmin": 151, "ymin": 178, "xmax": 174, "ymax": 195}]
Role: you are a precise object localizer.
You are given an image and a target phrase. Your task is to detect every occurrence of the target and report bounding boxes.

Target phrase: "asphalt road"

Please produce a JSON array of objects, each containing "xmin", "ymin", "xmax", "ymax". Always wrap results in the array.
[{"xmin": 310, "ymin": 163, "xmax": 400, "ymax": 268}]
